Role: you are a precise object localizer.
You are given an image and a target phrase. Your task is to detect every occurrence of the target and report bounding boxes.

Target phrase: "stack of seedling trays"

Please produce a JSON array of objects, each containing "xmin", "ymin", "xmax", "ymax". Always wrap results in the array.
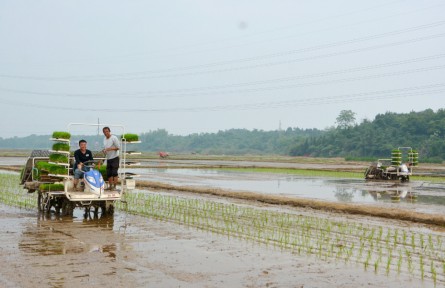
[
  {"xmin": 47, "ymin": 131, "xmax": 71, "ymax": 180},
  {"xmin": 121, "ymin": 133, "xmax": 141, "ymax": 189},
  {"xmin": 408, "ymin": 149, "xmax": 419, "ymax": 166},
  {"xmin": 391, "ymin": 149, "xmax": 402, "ymax": 166}
]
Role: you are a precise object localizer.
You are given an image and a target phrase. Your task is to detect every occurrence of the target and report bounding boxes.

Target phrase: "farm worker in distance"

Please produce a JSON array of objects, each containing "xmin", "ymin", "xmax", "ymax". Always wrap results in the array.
[
  {"xmin": 73, "ymin": 139, "xmax": 94, "ymax": 191},
  {"xmin": 102, "ymin": 127, "xmax": 120, "ymax": 191}
]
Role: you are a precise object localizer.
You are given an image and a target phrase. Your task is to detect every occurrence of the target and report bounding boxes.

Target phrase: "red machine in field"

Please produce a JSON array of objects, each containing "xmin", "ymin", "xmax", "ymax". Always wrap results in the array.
[{"xmin": 159, "ymin": 151, "xmax": 169, "ymax": 158}]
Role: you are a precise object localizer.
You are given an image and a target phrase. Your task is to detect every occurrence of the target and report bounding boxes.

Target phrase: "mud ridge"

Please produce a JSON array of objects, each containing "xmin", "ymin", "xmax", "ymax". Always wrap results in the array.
[{"xmin": 137, "ymin": 180, "xmax": 445, "ymax": 227}]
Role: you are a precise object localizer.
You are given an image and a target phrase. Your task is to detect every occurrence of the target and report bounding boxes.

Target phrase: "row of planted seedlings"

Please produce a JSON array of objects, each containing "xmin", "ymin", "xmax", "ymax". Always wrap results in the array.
[
  {"xmin": 1, "ymin": 171, "xmax": 444, "ymax": 285},
  {"xmin": 117, "ymin": 191, "xmax": 445, "ymax": 285},
  {"xmin": 0, "ymin": 174, "xmax": 36, "ymax": 210}
]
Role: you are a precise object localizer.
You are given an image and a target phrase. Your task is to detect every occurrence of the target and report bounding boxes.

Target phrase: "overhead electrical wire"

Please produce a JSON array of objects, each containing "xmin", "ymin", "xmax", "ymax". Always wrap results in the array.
[
  {"xmin": 0, "ymin": 21, "xmax": 444, "ymax": 81},
  {"xmin": 0, "ymin": 54, "xmax": 443, "ymax": 99},
  {"xmin": 1, "ymin": 83, "xmax": 444, "ymax": 113}
]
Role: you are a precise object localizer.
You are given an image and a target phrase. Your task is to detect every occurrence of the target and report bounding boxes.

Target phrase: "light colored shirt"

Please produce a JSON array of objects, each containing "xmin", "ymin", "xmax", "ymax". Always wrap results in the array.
[{"xmin": 103, "ymin": 134, "xmax": 120, "ymax": 160}]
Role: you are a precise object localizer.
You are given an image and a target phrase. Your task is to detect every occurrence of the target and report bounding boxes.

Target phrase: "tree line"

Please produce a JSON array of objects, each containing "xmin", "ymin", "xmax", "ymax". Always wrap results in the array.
[{"xmin": 1, "ymin": 109, "xmax": 444, "ymax": 162}]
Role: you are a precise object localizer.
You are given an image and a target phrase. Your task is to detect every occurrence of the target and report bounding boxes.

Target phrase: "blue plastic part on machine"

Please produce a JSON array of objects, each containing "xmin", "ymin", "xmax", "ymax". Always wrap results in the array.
[{"xmin": 84, "ymin": 169, "xmax": 105, "ymax": 193}]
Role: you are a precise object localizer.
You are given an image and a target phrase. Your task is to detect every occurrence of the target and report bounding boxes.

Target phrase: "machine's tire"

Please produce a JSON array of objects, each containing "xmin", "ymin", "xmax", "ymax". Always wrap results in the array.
[
  {"xmin": 38, "ymin": 192, "xmax": 51, "ymax": 213},
  {"xmin": 37, "ymin": 192, "xmax": 43, "ymax": 212},
  {"xmin": 106, "ymin": 204, "xmax": 114, "ymax": 215},
  {"xmin": 61, "ymin": 199, "xmax": 74, "ymax": 217}
]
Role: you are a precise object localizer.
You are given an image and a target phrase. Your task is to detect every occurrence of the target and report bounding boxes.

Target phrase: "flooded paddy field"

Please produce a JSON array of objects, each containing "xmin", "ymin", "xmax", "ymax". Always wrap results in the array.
[
  {"xmin": 129, "ymin": 167, "xmax": 445, "ymax": 215},
  {"xmin": 2, "ymin": 203, "xmax": 438, "ymax": 288},
  {"xmin": 0, "ymin": 156, "xmax": 444, "ymax": 287}
]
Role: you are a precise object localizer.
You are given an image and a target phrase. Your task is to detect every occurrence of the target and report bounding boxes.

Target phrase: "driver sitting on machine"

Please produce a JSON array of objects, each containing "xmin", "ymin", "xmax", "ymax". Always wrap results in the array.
[{"xmin": 73, "ymin": 139, "xmax": 94, "ymax": 191}]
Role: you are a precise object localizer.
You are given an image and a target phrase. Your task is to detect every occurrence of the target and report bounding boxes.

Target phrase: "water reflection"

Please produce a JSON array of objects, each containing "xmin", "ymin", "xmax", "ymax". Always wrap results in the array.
[
  {"xmin": 366, "ymin": 188, "xmax": 418, "ymax": 203},
  {"xmin": 19, "ymin": 212, "xmax": 116, "ymax": 257},
  {"xmin": 334, "ymin": 187, "xmax": 356, "ymax": 202},
  {"xmin": 129, "ymin": 168, "xmax": 445, "ymax": 208}
]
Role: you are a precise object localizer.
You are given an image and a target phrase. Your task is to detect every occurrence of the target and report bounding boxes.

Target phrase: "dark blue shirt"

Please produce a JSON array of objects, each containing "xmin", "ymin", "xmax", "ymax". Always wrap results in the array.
[{"xmin": 74, "ymin": 149, "xmax": 93, "ymax": 167}]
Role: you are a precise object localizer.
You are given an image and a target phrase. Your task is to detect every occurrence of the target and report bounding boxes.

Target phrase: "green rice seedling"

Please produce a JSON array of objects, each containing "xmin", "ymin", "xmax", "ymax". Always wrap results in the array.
[
  {"xmin": 385, "ymin": 230, "xmax": 391, "ymax": 246},
  {"xmin": 386, "ymin": 250, "xmax": 392, "ymax": 275},
  {"xmin": 47, "ymin": 163, "xmax": 67, "ymax": 175},
  {"xmin": 428, "ymin": 234, "xmax": 434, "ymax": 251},
  {"xmin": 52, "ymin": 143, "xmax": 70, "ymax": 152},
  {"xmin": 397, "ymin": 252, "xmax": 402, "ymax": 274},
  {"xmin": 35, "ymin": 162, "xmax": 67, "ymax": 175},
  {"xmin": 358, "ymin": 242, "xmax": 365, "ymax": 260},
  {"xmin": 374, "ymin": 260, "xmax": 379, "ymax": 273},
  {"xmin": 52, "ymin": 131, "xmax": 71, "ymax": 139},
  {"xmin": 365, "ymin": 250, "xmax": 372, "ymax": 270},
  {"xmin": 393, "ymin": 229, "xmax": 399, "ymax": 246},
  {"xmin": 121, "ymin": 133, "xmax": 139, "ymax": 142},
  {"xmin": 49, "ymin": 154, "xmax": 69, "ymax": 163},
  {"xmin": 0, "ymin": 174, "xmax": 37, "ymax": 210},
  {"xmin": 431, "ymin": 261, "xmax": 437, "ymax": 286},
  {"xmin": 39, "ymin": 183, "xmax": 64, "ymax": 191},
  {"xmin": 420, "ymin": 255, "xmax": 424, "ymax": 280},
  {"xmin": 377, "ymin": 226, "xmax": 383, "ymax": 242},
  {"xmin": 98, "ymin": 189, "xmax": 445, "ymax": 285}
]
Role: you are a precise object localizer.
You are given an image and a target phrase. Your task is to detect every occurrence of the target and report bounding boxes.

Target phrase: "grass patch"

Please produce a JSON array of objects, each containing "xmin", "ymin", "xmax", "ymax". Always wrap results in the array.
[{"xmin": 220, "ymin": 167, "xmax": 363, "ymax": 178}]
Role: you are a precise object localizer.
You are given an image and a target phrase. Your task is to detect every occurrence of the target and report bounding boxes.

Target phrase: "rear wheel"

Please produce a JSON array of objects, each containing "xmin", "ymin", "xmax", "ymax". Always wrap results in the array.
[
  {"xmin": 37, "ymin": 192, "xmax": 43, "ymax": 212},
  {"xmin": 105, "ymin": 201, "xmax": 115, "ymax": 215},
  {"xmin": 61, "ymin": 199, "xmax": 74, "ymax": 217},
  {"xmin": 38, "ymin": 192, "xmax": 51, "ymax": 213},
  {"xmin": 84, "ymin": 205, "xmax": 100, "ymax": 219}
]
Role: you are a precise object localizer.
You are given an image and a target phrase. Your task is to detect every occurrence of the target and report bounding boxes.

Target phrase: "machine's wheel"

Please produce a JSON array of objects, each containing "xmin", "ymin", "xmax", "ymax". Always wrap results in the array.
[
  {"xmin": 61, "ymin": 199, "xmax": 74, "ymax": 217},
  {"xmin": 107, "ymin": 205, "xmax": 114, "ymax": 215},
  {"xmin": 84, "ymin": 203, "xmax": 106, "ymax": 219},
  {"xmin": 105, "ymin": 201, "xmax": 115, "ymax": 215},
  {"xmin": 364, "ymin": 168, "xmax": 370, "ymax": 179},
  {"xmin": 54, "ymin": 197, "xmax": 64, "ymax": 214},
  {"xmin": 400, "ymin": 176, "xmax": 409, "ymax": 183},
  {"xmin": 86, "ymin": 205, "xmax": 97, "ymax": 219},
  {"xmin": 38, "ymin": 192, "xmax": 51, "ymax": 213},
  {"xmin": 37, "ymin": 192, "xmax": 43, "ymax": 212}
]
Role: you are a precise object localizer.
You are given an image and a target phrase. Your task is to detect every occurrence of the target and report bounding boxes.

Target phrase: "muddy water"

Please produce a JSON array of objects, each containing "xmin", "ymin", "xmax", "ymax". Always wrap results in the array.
[
  {"xmin": 0, "ymin": 156, "xmax": 443, "ymax": 287},
  {"xmin": 0, "ymin": 204, "xmax": 437, "ymax": 288},
  {"xmin": 2, "ymin": 155, "xmax": 444, "ymax": 214},
  {"xmin": 129, "ymin": 168, "xmax": 445, "ymax": 215}
]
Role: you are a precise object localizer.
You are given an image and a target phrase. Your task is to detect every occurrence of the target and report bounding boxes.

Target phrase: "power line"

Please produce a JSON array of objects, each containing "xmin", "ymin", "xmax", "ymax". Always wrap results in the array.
[
  {"xmin": 1, "ymin": 83, "xmax": 443, "ymax": 113},
  {"xmin": 1, "ymin": 22, "xmax": 445, "ymax": 82},
  {"xmin": 1, "ymin": 59, "xmax": 443, "ymax": 99}
]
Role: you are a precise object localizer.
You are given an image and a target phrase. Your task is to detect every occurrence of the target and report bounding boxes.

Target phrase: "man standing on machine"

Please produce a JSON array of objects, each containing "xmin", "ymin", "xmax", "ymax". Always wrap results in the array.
[{"xmin": 102, "ymin": 127, "xmax": 120, "ymax": 190}]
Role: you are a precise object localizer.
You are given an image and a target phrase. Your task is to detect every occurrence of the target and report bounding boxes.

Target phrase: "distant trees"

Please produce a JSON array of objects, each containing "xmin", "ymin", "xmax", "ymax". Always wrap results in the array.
[
  {"xmin": 0, "ymin": 109, "xmax": 444, "ymax": 162},
  {"xmin": 336, "ymin": 110, "xmax": 356, "ymax": 129},
  {"xmin": 289, "ymin": 108, "xmax": 445, "ymax": 162},
  {"xmin": 138, "ymin": 128, "xmax": 323, "ymax": 155}
]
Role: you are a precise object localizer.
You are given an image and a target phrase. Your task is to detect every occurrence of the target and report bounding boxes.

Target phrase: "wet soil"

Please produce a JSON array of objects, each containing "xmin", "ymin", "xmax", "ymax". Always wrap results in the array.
[
  {"xmin": 0, "ymin": 157, "xmax": 443, "ymax": 287},
  {"xmin": 0, "ymin": 204, "xmax": 436, "ymax": 288}
]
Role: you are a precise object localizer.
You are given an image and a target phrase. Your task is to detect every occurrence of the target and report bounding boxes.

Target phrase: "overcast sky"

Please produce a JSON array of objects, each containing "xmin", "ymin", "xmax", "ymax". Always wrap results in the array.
[{"xmin": 0, "ymin": 0, "xmax": 444, "ymax": 138}]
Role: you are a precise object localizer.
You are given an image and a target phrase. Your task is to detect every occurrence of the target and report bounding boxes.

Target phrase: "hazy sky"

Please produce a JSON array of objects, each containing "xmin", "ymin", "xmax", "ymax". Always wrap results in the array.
[{"xmin": 0, "ymin": 0, "xmax": 444, "ymax": 137}]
